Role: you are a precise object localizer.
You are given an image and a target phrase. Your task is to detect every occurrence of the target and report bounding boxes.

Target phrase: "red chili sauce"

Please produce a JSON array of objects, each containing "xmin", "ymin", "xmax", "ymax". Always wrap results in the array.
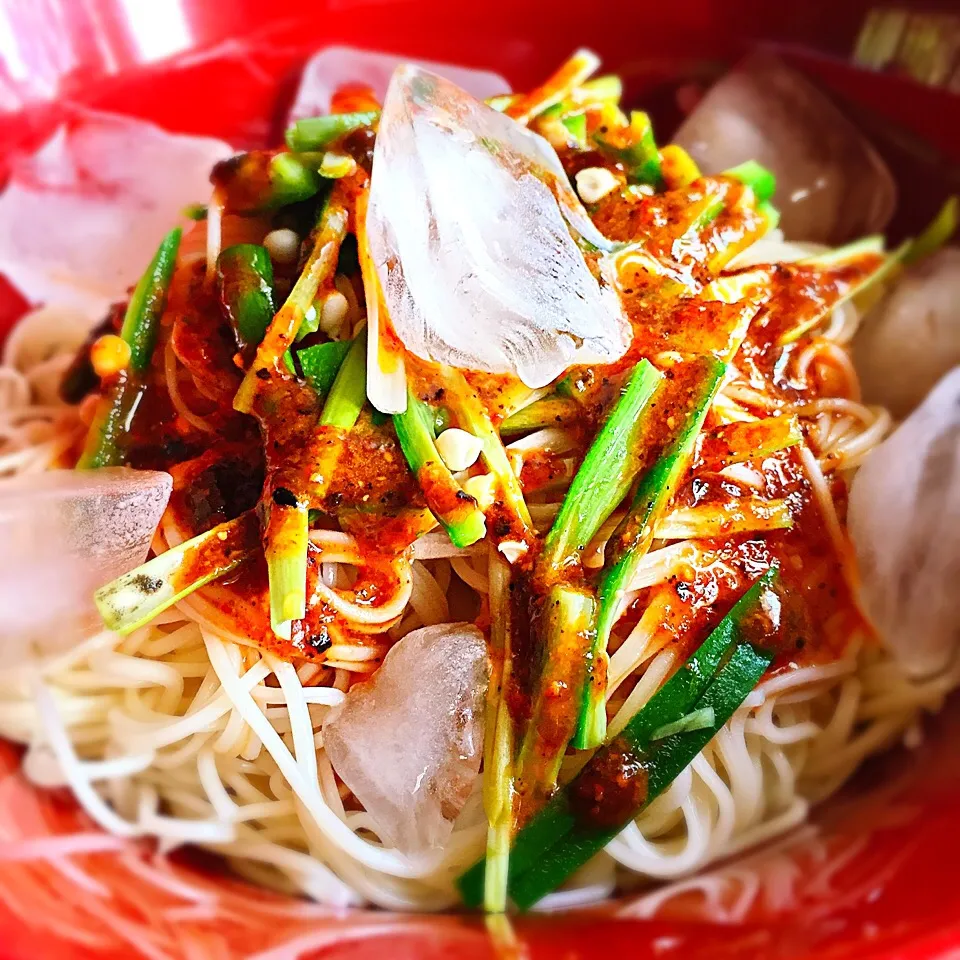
[{"xmin": 67, "ymin": 131, "xmax": 872, "ymax": 697}]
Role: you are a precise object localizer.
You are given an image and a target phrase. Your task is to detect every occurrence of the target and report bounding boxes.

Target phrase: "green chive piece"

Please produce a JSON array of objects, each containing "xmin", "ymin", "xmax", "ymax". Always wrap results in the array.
[
  {"xmin": 319, "ymin": 329, "xmax": 368, "ymax": 429},
  {"xmin": 903, "ymin": 195, "xmax": 958, "ymax": 266},
  {"xmin": 538, "ymin": 360, "xmax": 661, "ymax": 579},
  {"xmin": 266, "ymin": 505, "xmax": 309, "ymax": 637},
  {"xmin": 393, "ymin": 387, "xmax": 486, "ymax": 548},
  {"xmin": 78, "ymin": 227, "xmax": 181, "ymax": 469},
  {"xmin": 580, "ymin": 356, "xmax": 727, "ymax": 748},
  {"xmin": 285, "ymin": 112, "xmax": 379, "ymax": 153},
  {"xmin": 120, "ymin": 227, "xmax": 182, "ymax": 374},
  {"xmin": 216, "ymin": 243, "xmax": 277, "ymax": 352},
  {"xmin": 94, "ymin": 512, "xmax": 260, "ymax": 633},
  {"xmin": 514, "ymin": 585, "xmax": 597, "ymax": 820},
  {"xmin": 724, "ymin": 160, "xmax": 777, "ymax": 204},
  {"xmin": 297, "ymin": 339, "xmax": 352, "ymax": 399},
  {"xmin": 457, "ymin": 569, "xmax": 780, "ymax": 909}
]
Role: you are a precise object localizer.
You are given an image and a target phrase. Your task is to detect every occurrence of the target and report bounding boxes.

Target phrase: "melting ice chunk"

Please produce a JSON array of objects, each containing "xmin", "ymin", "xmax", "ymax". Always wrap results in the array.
[
  {"xmin": 674, "ymin": 53, "xmax": 895, "ymax": 245},
  {"xmin": 366, "ymin": 66, "xmax": 628, "ymax": 389},
  {"xmin": 855, "ymin": 248, "xmax": 960, "ymax": 418},
  {"xmin": 0, "ymin": 110, "xmax": 231, "ymax": 318},
  {"xmin": 289, "ymin": 45, "xmax": 510, "ymax": 120},
  {"xmin": 324, "ymin": 622, "xmax": 489, "ymax": 860},
  {"xmin": 848, "ymin": 368, "xmax": 960, "ymax": 678},
  {"xmin": 0, "ymin": 469, "xmax": 172, "ymax": 656}
]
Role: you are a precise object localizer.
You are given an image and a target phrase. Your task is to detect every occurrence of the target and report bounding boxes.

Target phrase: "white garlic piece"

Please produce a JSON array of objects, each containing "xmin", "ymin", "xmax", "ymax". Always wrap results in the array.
[
  {"xmin": 319, "ymin": 290, "xmax": 350, "ymax": 338},
  {"xmin": 498, "ymin": 540, "xmax": 528, "ymax": 564},
  {"xmin": 575, "ymin": 167, "xmax": 620, "ymax": 204},
  {"xmin": 463, "ymin": 473, "xmax": 496, "ymax": 510},
  {"xmin": 435, "ymin": 428, "xmax": 483, "ymax": 472},
  {"xmin": 263, "ymin": 228, "xmax": 301, "ymax": 265}
]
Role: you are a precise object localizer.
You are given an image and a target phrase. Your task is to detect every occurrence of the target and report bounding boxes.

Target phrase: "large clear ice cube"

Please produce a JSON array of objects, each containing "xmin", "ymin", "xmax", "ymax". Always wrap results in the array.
[
  {"xmin": 848, "ymin": 368, "xmax": 960, "ymax": 677},
  {"xmin": 0, "ymin": 469, "xmax": 172, "ymax": 656},
  {"xmin": 0, "ymin": 110, "xmax": 231, "ymax": 317},
  {"xmin": 289, "ymin": 45, "xmax": 510, "ymax": 120},
  {"xmin": 674, "ymin": 53, "xmax": 895, "ymax": 245},
  {"xmin": 323, "ymin": 622, "xmax": 489, "ymax": 861},
  {"xmin": 366, "ymin": 66, "xmax": 628, "ymax": 389},
  {"xmin": 855, "ymin": 248, "xmax": 960, "ymax": 418}
]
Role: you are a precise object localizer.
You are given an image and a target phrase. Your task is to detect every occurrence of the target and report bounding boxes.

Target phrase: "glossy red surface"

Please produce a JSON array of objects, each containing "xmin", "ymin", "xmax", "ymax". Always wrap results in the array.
[{"xmin": 1, "ymin": 2, "xmax": 959, "ymax": 958}]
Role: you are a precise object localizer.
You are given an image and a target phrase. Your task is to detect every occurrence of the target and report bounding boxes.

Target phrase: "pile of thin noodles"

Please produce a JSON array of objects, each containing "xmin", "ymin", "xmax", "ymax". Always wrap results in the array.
[{"xmin": 1, "ymin": 225, "xmax": 958, "ymax": 958}]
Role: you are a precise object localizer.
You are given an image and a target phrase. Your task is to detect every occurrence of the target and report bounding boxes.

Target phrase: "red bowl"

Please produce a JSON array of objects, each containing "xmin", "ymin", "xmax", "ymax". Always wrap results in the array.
[{"xmin": 2, "ymin": 3, "xmax": 959, "ymax": 958}]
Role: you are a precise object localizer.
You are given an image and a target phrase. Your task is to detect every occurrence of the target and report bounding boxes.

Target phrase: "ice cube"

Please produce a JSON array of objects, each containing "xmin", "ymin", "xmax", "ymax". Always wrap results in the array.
[
  {"xmin": 366, "ymin": 65, "xmax": 628, "ymax": 389},
  {"xmin": 854, "ymin": 248, "xmax": 960, "ymax": 418},
  {"xmin": 848, "ymin": 368, "xmax": 960, "ymax": 677},
  {"xmin": 0, "ymin": 109, "xmax": 231, "ymax": 318},
  {"xmin": 0, "ymin": 469, "xmax": 172, "ymax": 656},
  {"xmin": 674, "ymin": 53, "xmax": 896, "ymax": 244},
  {"xmin": 323, "ymin": 622, "xmax": 489, "ymax": 860},
  {"xmin": 289, "ymin": 46, "xmax": 510, "ymax": 121}
]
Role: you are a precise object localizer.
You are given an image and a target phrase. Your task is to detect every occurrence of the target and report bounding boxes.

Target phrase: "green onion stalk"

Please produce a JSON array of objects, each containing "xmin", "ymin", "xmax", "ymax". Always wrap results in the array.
[
  {"xmin": 264, "ymin": 499, "xmax": 310, "ymax": 640},
  {"xmin": 500, "ymin": 396, "xmax": 579, "ymax": 437},
  {"xmin": 510, "ymin": 634, "xmax": 774, "ymax": 909},
  {"xmin": 779, "ymin": 236, "xmax": 905, "ymax": 345},
  {"xmin": 725, "ymin": 161, "xmax": 784, "ymax": 260},
  {"xmin": 230, "ymin": 187, "xmax": 350, "ymax": 639},
  {"xmin": 458, "ymin": 568, "xmax": 780, "ymax": 910},
  {"xmin": 78, "ymin": 227, "xmax": 181, "ymax": 469},
  {"xmin": 596, "ymin": 110, "xmax": 663, "ymax": 188},
  {"xmin": 93, "ymin": 335, "xmax": 366, "ymax": 640},
  {"xmin": 216, "ymin": 241, "xmax": 308, "ymax": 376},
  {"xmin": 295, "ymin": 339, "xmax": 352, "ymax": 400},
  {"xmin": 393, "ymin": 387, "xmax": 486, "ymax": 548},
  {"xmin": 507, "ymin": 361, "xmax": 661, "ymax": 806},
  {"xmin": 211, "ymin": 151, "xmax": 322, "ymax": 214},
  {"xmin": 513, "ymin": 585, "xmax": 596, "ymax": 823},
  {"xmin": 440, "ymin": 367, "xmax": 533, "ymax": 550},
  {"xmin": 266, "ymin": 330, "xmax": 368, "ymax": 640},
  {"xmin": 607, "ymin": 181, "xmax": 727, "ymax": 279},
  {"xmin": 285, "ymin": 112, "xmax": 380, "ymax": 153},
  {"xmin": 693, "ymin": 164, "xmax": 780, "ymax": 273},
  {"xmin": 609, "ymin": 163, "xmax": 779, "ymax": 276},
  {"xmin": 578, "ymin": 356, "xmax": 728, "ymax": 749},
  {"xmin": 94, "ymin": 512, "xmax": 261, "ymax": 633},
  {"xmin": 536, "ymin": 360, "xmax": 661, "ymax": 579},
  {"xmin": 318, "ymin": 331, "xmax": 368, "ymax": 429},
  {"xmin": 505, "ymin": 48, "xmax": 601, "ymax": 126},
  {"xmin": 234, "ymin": 187, "xmax": 350, "ymax": 413},
  {"xmin": 559, "ymin": 113, "xmax": 587, "ymax": 149},
  {"xmin": 695, "ymin": 416, "xmax": 802, "ymax": 473},
  {"xmin": 904, "ymin": 195, "xmax": 958, "ymax": 266},
  {"xmin": 217, "ymin": 243, "xmax": 278, "ymax": 354},
  {"xmin": 481, "ymin": 549, "xmax": 518, "ymax": 913}
]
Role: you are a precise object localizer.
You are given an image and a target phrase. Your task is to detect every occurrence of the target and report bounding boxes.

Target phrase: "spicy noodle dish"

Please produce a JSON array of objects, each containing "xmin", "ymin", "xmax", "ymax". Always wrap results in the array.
[{"xmin": 1, "ymin": 48, "xmax": 958, "ymax": 918}]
